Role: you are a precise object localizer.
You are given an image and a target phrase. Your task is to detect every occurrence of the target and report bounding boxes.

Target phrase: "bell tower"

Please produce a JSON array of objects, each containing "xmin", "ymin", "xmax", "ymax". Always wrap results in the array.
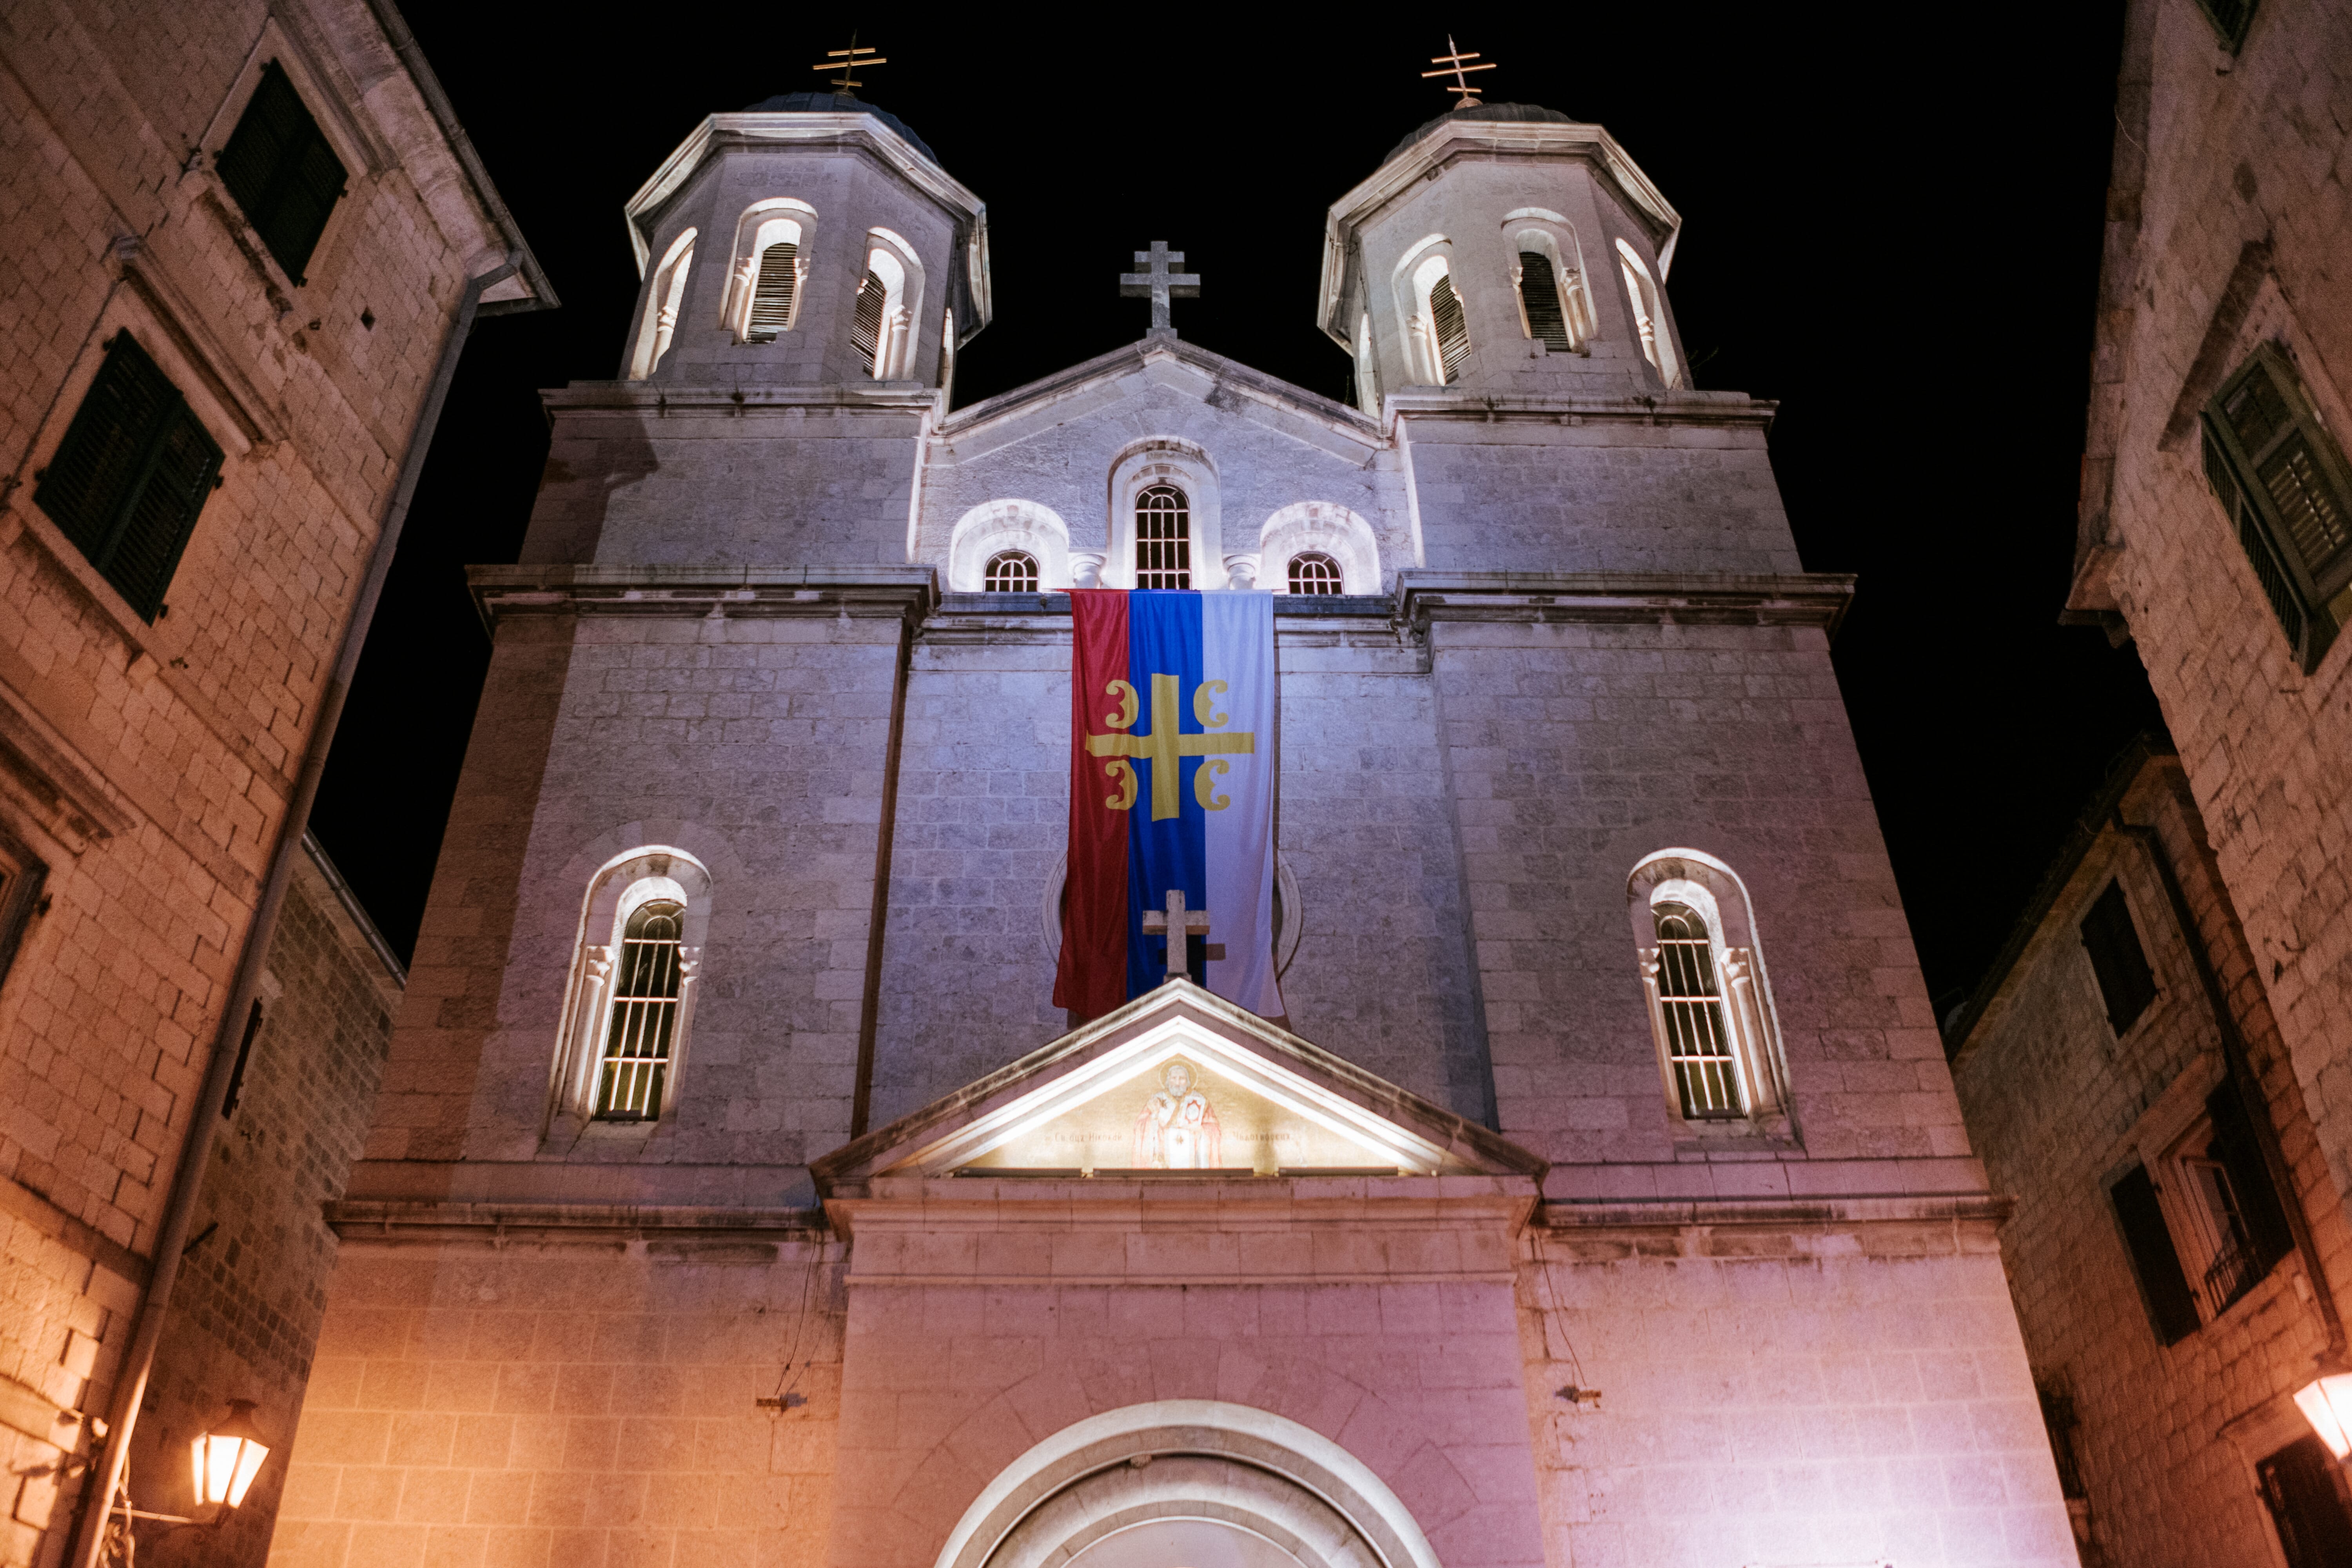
[{"xmin": 1317, "ymin": 102, "xmax": 1686, "ymax": 405}]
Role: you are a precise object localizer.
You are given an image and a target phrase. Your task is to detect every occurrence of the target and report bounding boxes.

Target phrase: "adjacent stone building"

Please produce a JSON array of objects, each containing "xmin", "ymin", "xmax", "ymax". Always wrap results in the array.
[
  {"xmin": 1949, "ymin": 742, "xmax": 2352, "ymax": 1567},
  {"xmin": 2067, "ymin": 0, "xmax": 2352, "ymax": 1297},
  {"xmin": 0, "ymin": 4, "xmax": 544, "ymax": 1563},
  {"xmin": 267, "ymin": 89, "xmax": 2076, "ymax": 1568}
]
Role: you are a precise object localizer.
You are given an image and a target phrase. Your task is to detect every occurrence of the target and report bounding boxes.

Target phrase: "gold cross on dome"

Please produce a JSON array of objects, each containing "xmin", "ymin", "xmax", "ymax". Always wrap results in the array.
[
  {"xmin": 811, "ymin": 33, "xmax": 886, "ymax": 93},
  {"xmin": 1084, "ymin": 674, "xmax": 1254, "ymax": 820},
  {"xmin": 1421, "ymin": 36, "xmax": 1496, "ymax": 109}
]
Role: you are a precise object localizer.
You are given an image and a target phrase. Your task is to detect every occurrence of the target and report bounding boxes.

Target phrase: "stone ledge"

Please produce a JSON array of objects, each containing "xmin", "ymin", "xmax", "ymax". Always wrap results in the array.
[
  {"xmin": 1536, "ymin": 1194, "xmax": 2012, "ymax": 1230},
  {"xmin": 464, "ymin": 564, "xmax": 937, "ymax": 631},
  {"xmin": 326, "ymin": 1198, "xmax": 828, "ymax": 1246},
  {"xmin": 539, "ymin": 381, "xmax": 943, "ymax": 415},
  {"xmin": 1398, "ymin": 569, "xmax": 1854, "ymax": 637}
]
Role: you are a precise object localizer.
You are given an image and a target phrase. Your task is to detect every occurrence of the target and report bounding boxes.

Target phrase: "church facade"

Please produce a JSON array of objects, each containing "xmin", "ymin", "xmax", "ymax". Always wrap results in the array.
[{"xmin": 268, "ymin": 93, "xmax": 2077, "ymax": 1568}]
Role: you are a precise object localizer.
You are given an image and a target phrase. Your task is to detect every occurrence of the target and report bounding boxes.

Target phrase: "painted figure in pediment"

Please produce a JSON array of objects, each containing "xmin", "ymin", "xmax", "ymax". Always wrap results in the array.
[{"xmin": 1134, "ymin": 1059, "xmax": 1222, "ymax": 1169}]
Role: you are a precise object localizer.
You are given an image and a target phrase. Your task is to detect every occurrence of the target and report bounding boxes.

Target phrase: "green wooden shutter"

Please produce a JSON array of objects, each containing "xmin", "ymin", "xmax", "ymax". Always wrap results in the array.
[
  {"xmin": 2206, "ymin": 1080, "xmax": 2296, "ymax": 1279},
  {"xmin": 2201, "ymin": 345, "xmax": 2352, "ymax": 671},
  {"xmin": 215, "ymin": 62, "xmax": 347, "ymax": 283},
  {"xmin": 34, "ymin": 336, "xmax": 222, "ymax": 621},
  {"xmin": 2110, "ymin": 1165, "xmax": 2199, "ymax": 1345}
]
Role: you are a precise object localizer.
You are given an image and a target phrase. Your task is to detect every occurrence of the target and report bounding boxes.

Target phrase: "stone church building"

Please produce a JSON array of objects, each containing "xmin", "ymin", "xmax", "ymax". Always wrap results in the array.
[{"xmin": 268, "ymin": 91, "xmax": 2078, "ymax": 1568}]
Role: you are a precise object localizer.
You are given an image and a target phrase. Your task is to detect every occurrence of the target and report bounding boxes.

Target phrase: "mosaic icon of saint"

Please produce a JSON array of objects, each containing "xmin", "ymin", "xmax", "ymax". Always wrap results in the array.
[{"xmin": 1134, "ymin": 1059, "xmax": 1222, "ymax": 1169}]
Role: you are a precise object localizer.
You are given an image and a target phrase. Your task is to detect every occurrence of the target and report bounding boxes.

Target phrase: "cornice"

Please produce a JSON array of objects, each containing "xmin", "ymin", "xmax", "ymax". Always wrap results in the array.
[
  {"xmin": 1319, "ymin": 119, "xmax": 1682, "ymax": 343},
  {"xmin": 326, "ymin": 1198, "xmax": 827, "ymax": 1247},
  {"xmin": 1536, "ymin": 1193, "xmax": 2014, "ymax": 1232},
  {"xmin": 465, "ymin": 564, "xmax": 937, "ymax": 633},
  {"xmin": 1383, "ymin": 388, "xmax": 1775, "ymax": 432},
  {"xmin": 539, "ymin": 381, "xmax": 944, "ymax": 417},
  {"xmin": 1397, "ymin": 570, "xmax": 1855, "ymax": 639}
]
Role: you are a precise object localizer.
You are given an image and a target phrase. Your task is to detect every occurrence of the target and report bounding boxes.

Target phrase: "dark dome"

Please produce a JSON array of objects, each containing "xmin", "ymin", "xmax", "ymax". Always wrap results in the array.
[
  {"xmin": 741, "ymin": 91, "xmax": 937, "ymax": 163},
  {"xmin": 1382, "ymin": 102, "xmax": 1579, "ymax": 165}
]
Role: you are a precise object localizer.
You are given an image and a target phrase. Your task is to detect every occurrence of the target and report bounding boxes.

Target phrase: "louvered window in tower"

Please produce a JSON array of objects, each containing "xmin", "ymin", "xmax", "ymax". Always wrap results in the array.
[
  {"xmin": 35, "ymin": 335, "xmax": 223, "ymax": 622},
  {"xmin": 214, "ymin": 62, "xmax": 347, "ymax": 284},
  {"xmin": 984, "ymin": 550, "xmax": 1039, "ymax": 592},
  {"xmin": 596, "ymin": 899, "xmax": 684, "ymax": 1120},
  {"xmin": 1288, "ymin": 552, "xmax": 1342, "ymax": 594},
  {"xmin": 2201, "ymin": 344, "xmax": 2352, "ymax": 671},
  {"xmin": 852, "ymin": 269, "xmax": 887, "ymax": 374},
  {"xmin": 1653, "ymin": 905, "xmax": 1743, "ymax": 1118},
  {"xmin": 1428, "ymin": 273, "xmax": 1470, "ymax": 384},
  {"xmin": 1135, "ymin": 486, "xmax": 1191, "ymax": 589},
  {"xmin": 1518, "ymin": 252, "xmax": 1574, "ymax": 352},
  {"xmin": 745, "ymin": 242, "xmax": 799, "ymax": 342}
]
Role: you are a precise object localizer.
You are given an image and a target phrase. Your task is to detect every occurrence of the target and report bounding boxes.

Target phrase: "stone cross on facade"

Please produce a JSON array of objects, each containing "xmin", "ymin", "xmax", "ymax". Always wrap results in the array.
[
  {"xmin": 1141, "ymin": 889, "xmax": 1212, "ymax": 986},
  {"xmin": 1120, "ymin": 241, "xmax": 1200, "ymax": 335}
]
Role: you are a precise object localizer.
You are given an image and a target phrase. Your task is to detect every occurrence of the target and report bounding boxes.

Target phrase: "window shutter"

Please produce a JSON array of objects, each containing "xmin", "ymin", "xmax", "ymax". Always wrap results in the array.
[
  {"xmin": 35, "ymin": 335, "xmax": 221, "ymax": 621},
  {"xmin": 2077, "ymin": 881, "xmax": 2158, "ymax": 1035},
  {"xmin": 1518, "ymin": 252, "xmax": 1573, "ymax": 352},
  {"xmin": 852, "ymin": 269, "xmax": 886, "ymax": 374},
  {"xmin": 1428, "ymin": 274, "xmax": 1470, "ymax": 384},
  {"xmin": 745, "ymin": 242, "xmax": 797, "ymax": 342},
  {"xmin": 215, "ymin": 62, "xmax": 347, "ymax": 283},
  {"xmin": 2206, "ymin": 1080, "xmax": 2296, "ymax": 1276},
  {"xmin": 2111, "ymin": 1165, "xmax": 2200, "ymax": 1344},
  {"xmin": 2201, "ymin": 346, "xmax": 2352, "ymax": 671}
]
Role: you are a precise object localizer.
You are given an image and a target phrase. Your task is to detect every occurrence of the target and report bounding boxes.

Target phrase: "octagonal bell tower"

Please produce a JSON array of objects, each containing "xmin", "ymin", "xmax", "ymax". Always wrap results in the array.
[
  {"xmin": 618, "ymin": 91, "xmax": 991, "ymax": 390},
  {"xmin": 1317, "ymin": 103, "xmax": 1684, "ymax": 407}
]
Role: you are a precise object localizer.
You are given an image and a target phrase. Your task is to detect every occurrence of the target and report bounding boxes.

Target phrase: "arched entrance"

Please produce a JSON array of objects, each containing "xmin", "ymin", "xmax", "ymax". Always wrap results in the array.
[{"xmin": 931, "ymin": 1401, "xmax": 1443, "ymax": 1568}]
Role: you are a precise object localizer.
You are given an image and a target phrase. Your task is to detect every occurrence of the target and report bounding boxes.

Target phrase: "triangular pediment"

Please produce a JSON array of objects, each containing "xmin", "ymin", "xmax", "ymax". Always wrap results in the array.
[{"xmin": 811, "ymin": 981, "xmax": 1543, "ymax": 1192}]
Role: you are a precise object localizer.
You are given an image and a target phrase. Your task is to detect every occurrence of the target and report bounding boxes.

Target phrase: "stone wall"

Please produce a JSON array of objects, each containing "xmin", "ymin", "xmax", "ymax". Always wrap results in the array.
[
  {"xmin": 1951, "ymin": 755, "xmax": 2352, "ymax": 1567},
  {"xmin": 2069, "ymin": 0, "xmax": 2352, "ymax": 1252},
  {"xmin": 0, "ymin": 2, "xmax": 532, "ymax": 1561}
]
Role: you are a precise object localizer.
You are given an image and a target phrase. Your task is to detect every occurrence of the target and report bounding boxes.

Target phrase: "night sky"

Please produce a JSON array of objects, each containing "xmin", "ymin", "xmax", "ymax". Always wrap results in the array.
[{"xmin": 309, "ymin": 6, "xmax": 2165, "ymax": 1017}]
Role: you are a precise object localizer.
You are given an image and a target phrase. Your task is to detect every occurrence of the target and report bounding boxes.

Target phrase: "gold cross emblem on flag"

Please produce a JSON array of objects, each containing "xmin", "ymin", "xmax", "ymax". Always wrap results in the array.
[{"xmin": 1085, "ymin": 674, "xmax": 1255, "ymax": 820}]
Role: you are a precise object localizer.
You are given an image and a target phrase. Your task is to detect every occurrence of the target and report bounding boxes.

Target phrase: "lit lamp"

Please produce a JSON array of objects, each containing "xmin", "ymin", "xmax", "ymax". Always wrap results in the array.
[
  {"xmin": 2295, "ymin": 1368, "xmax": 2352, "ymax": 1460},
  {"xmin": 190, "ymin": 1400, "xmax": 270, "ymax": 1510}
]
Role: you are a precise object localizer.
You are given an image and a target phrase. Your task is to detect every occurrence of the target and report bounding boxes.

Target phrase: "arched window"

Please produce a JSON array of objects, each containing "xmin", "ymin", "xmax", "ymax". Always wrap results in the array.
[
  {"xmin": 551, "ymin": 847, "xmax": 712, "ymax": 1134},
  {"xmin": 1616, "ymin": 238, "xmax": 1681, "ymax": 387},
  {"xmin": 984, "ymin": 550, "xmax": 1039, "ymax": 592},
  {"xmin": 1652, "ymin": 904, "xmax": 1740, "ymax": 1118},
  {"xmin": 721, "ymin": 200, "xmax": 817, "ymax": 344},
  {"xmin": 1421, "ymin": 261, "xmax": 1470, "ymax": 385},
  {"xmin": 853, "ymin": 231, "xmax": 924, "ymax": 379},
  {"xmin": 626, "ymin": 228, "xmax": 697, "ymax": 380},
  {"xmin": 1288, "ymin": 552, "xmax": 1342, "ymax": 594},
  {"xmin": 597, "ymin": 899, "xmax": 684, "ymax": 1119},
  {"xmin": 745, "ymin": 239, "xmax": 799, "ymax": 341},
  {"xmin": 1135, "ymin": 485, "xmax": 1191, "ymax": 589},
  {"xmin": 852, "ymin": 266, "xmax": 888, "ymax": 375},
  {"xmin": 1628, "ymin": 849, "xmax": 1790, "ymax": 1133},
  {"xmin": 1515, "ymin": 252, "xmax": 1574, "ymax": 352}
]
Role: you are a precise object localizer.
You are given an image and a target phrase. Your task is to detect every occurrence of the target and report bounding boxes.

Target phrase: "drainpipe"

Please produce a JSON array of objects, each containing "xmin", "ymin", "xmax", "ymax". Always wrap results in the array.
[
  {"xmin": 66, "ymin": 257, "xmax": 520, "ymax": 1568},
  {"xmin": 2114, "ymin": 810, "xmax": 2349, "ymax": 1358}
]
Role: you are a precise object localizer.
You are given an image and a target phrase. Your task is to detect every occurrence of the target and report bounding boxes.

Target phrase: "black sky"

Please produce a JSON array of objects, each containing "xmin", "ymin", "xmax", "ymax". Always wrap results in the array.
[{"xmin": 310, "ymin": 5, "xmax": 2165, "ymax": 1013}]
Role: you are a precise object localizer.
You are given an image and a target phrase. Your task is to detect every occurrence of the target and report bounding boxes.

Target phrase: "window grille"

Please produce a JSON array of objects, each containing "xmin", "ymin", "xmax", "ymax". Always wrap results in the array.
[
  {"xmin": 1428, "ymin": 273, "xmax": 1470, "ymax": 384},
  {"xmin": 1518, "ymin": 252, "xmax": 1573, "ymax": 352},
  {"xmin": 745, "ymin": 242, "xmax": 798, "ymax": 342},
  {"xmin": 984, "ymin": 550, "xmax": 1038, "ymax": 592},
  {"xmin": 1288, "ymin": 552, "xmax": 1342, "ymax": 594},
  {"xmin": 214, "ymin": 62, "xmax": 347, "ymax": 284},
  {"xmin": 852, "ymin": 269, "xmax": 886, "ymax": 374},
  {"xmin": 2078, "ymin": 880, "xmax": 2158, "ymax": 1035},
  {"xmin": 1135, "ymin": 485, "xmax": 1190, "ymax": 589},
  {"xmin": 596, "ymin": 899, "xmax": 684, "ymax": 1120},
  {"xmin": 35, "ymin": 334, "xmax": 222, "ymax": 622},
  {"xmin": 1654, "ymin": 906, "xmax": 1742, "ymax": 1118},
  {"xmin": 2201, "ymin": 345, "xmax": 2352, "ymax": 671}
]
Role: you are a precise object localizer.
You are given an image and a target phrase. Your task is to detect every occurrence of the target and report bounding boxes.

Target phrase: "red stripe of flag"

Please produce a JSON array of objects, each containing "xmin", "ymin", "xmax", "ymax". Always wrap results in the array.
[{"xmin": 1053, "ymin": 590, "xmax": 1129, "ymax": 1019}]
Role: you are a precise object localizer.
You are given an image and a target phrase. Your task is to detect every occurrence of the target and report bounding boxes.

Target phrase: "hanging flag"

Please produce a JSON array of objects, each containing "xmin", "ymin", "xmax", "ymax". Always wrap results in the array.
[{"xmin": 1053, "ymin": 590, "xmax": 1283, "ymax": 1020}]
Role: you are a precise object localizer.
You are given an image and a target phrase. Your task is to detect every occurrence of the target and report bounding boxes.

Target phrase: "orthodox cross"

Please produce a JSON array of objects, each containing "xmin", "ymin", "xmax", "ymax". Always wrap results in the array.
[
  {"xmin": 1421, "ymin": 36, "xmax": 1495, "ymax": 109},
  {"xmin": 1084, "ymin": 674, "xmax": 1255, "ymax": 821},
  {"xmin": 1120, "ymin": 242, "xmax": 1200, "ymax": 335},
  {"xmin": 1142, "ymin": 889, "xmax": 1213, "ymax": 987},
  {"xmin": 811, "ymin": 34, "xmax": 886, "ymax": 93}
]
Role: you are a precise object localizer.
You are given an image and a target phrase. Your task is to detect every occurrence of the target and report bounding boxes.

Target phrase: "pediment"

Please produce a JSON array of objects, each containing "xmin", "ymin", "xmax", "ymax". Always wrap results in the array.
[{"xmin": 811, "ymin": 980, "xmax": 1543, "ymax": 1192}]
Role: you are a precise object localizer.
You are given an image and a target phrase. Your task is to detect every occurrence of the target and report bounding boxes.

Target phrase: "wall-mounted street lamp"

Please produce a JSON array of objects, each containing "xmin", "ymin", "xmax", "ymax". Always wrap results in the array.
[
  {"xmin": 2295, "ymin": 1368, "xmax": 2352, "ymax": 1459},
  {"xmin": 190, "ymin": 1400, "xmax": 271, "ymax": 1510}
]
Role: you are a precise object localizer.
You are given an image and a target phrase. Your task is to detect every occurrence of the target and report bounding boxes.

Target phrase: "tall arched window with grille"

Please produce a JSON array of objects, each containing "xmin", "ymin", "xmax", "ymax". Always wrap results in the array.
[
  {"xmin": 984, "ymin": 550, "xmax": 1039, "ymax": 592},
  {"xmin": 1288, "ymin": 552, "xmax": 1343, "ymax": 594},
  {"xmin": 1651, "ymin": 903, "xmax": 1742, "ymax": 1118},
  {"xmin": 1135, "ymin": 485, "xmax": 1191, "ymax": 588},
  {"xmin": 597, "ymin": 899, "xmax": 684, "ymax": 1120}
]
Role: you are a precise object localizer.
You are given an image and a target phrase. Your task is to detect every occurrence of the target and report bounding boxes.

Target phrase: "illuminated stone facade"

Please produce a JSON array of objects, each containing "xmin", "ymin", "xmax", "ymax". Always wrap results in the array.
[
  {"xmin": 0, "ymin": 5, "xmax": 541, "ymax": 1564},
  {"xmin": 269, "ymin": 92, "xmax": 2076, "ymax": 1568}
]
